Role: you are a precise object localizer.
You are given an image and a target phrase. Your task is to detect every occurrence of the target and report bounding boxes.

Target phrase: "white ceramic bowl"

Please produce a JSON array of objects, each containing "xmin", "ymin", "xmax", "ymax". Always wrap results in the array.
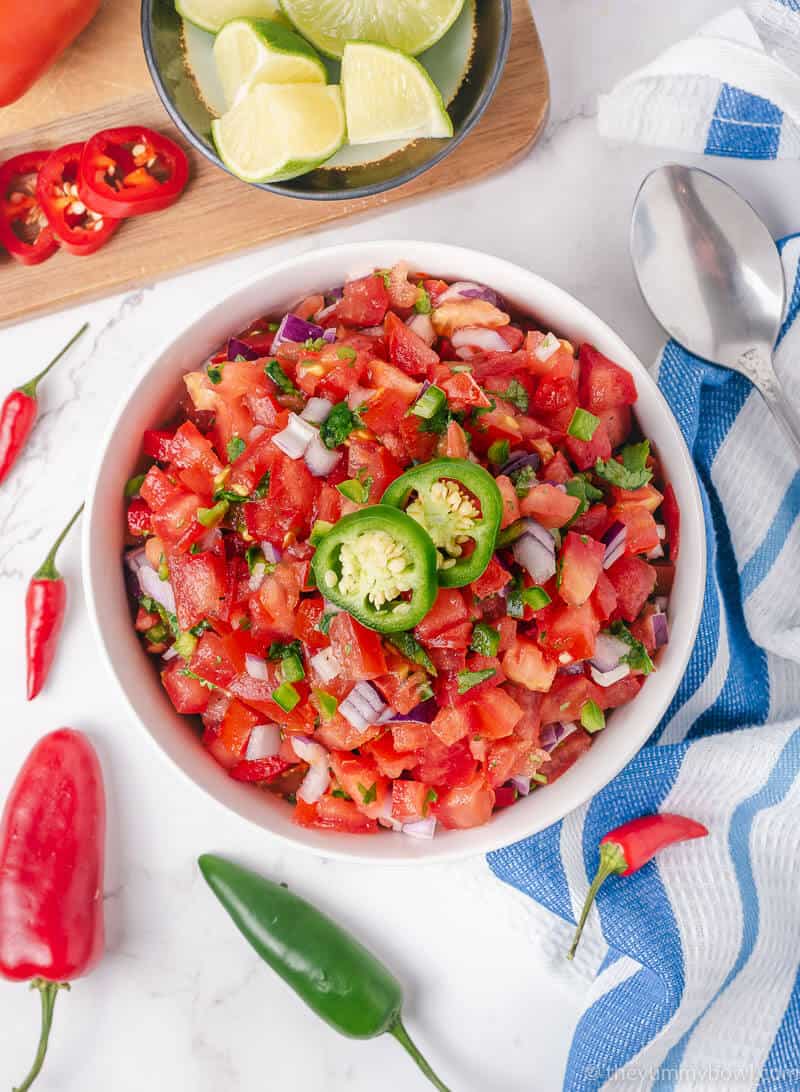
[{"xmin": 83, "ymin": 241, "xmax": 705, "ymax": 864}]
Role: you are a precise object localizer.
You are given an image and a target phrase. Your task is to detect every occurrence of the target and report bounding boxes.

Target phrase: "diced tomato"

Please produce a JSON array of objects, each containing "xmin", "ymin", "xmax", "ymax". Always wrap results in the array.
[
  {"xmin": 652, "ymin": 562, "xmax": 675, "ymax": 596},
  {"xmin": 525, "ymin": 332, "xmax": 576, "ymax": 377},
  {"xmin": 294, "ymin": 597, "xmax": 329, "ymax": 652},
  {"xmin": 495, "ymin": 475, "xmax": 520, "ymax": 529},
  {"xmin": 161, "ymin": 658, "xmax": 210, "ymax": 714},
  {"xmin": 336, "ymin": 274, "xmax": 390, "ymax": 327},
  {"xmin": 228, "ymin": 431, "xmax": 276, "ymax": 495},
  {"xmin": 416, "ymin": 737, "xmax": 476, "ymax": 789},
  {"xmin": 329, "ymin": 752, "xmax": 389, "ymax": 820},
  {"xmin": 485, "ymin": 737, "xmax": 530, "ymax": 788},
  {"xmin": 532, "ymin": 375, "xmax": 578, "ymax": 433},
  {"xmin": 470, "ymin": 555, "xmax": 512, "ymax": 599},
  {"xmin": 541, "ymin": 451, "xmax": 572, "ymax": 485},
  {"xmin": 472, "ymin": 687, "xmax": 524, "ymax": 739},
  {"xmin": 229, "ymin": 756, "xmax": 292, "ymax": 783},
  {"xmin": 435, "ymin": 774, "xmax": 495, "ymax": 829},
  {"xmin": 425, "ymin": 622, "xmax": 473, "ymax": 652},
  {"xmin": 127, "ymin": 498, "xmax": 152, "ymax": 537},
  {"xmin": 363, "ymin": 732, "xmax": 420, "ymax": 778},
  {"xmin": 540, "ymin": 674, "xmax": 602, "ymax": 726},
  {"xmin": 469, "ymin": 407, "xmax": 523, "ymax": 448},
  {"xmin": 415, "ymin": 588, "xmax": 470, "ymax": 642},
  {"xmin": 503, "ymin": 683, "xmax": 544, "ymax": 744},
  {"xmin": 496, "ymin": 616, "xmax": 518, "ymax": 652},
  {"xmin": 544, "ymin": 730, "xmax": 592, "ymax": 784},
  {"xmin": 361, "ymin": 388, "xmax": 418, "ymax": 435},
  {"xmin": 441, "ymin": 420, "xmax": 469, "ymax": 459},
  {"xmin": 559, "ymin": 531, "xmax": 605, "ymax": 607},
  {"xmin": 607, "ymin": 555, "xmax": 657, "ymax": 621},
  {"xmin": 294, "ymin": 795, "xmax": 378, "ymax": 834},
  {"xmin": 609, "ymin": 504, "xmax": 660, "ymax": 556},
  {"xmin": 578, "ymin": 344, "xmax": 637, "ymax": 413},
  {"xmin": 315, "ymin": 714, "xmax": 382, "ymax": 753},
  {"xmin": 190, "ymin": 631, "xmax": 244, "ymax": 688},
  {"xmin": 440, "ymin": 372, "xmax": 491, "ymax": 412},
  {"xmin": 142, "ymin": 428, "xmax": 175, "ymax": 462},
  {"xmin": 217, "ymin": 699, "xmax": 261, "ymax": 760},
  {"xmin": 431, "ymin": 704, "xmax": 475, "ymax": 746},
  {"xmin": 391, "ymin": 780, "xmax": 430, "ymax": 823},
  {"xmin": 591, "ymin": 570, "xmax": 618, "ymax": 621},
  {"xmin": 520, "ymin": 484, "xmax": 580, "ymax": 529},
  {"xmin": 391, "ymin": 721, "xmax": 431, "ymax": 751},
  {"xmin": 661, "ymin": 482, "xmax": 681, "ymax": 562},
  {"xmin": 612, "ymin": 484, "xmax": 664, "ymax": 514},
  {"xmin": 384, "ymin": 311, "xmax": 439, "ymax": 376},
  {"xmin": 170, "ymin": 420, "xmax": 224, "ymax": 496},
  {"xmin": 493, "ymin": 785, "xmax": 518, "ymax": 809},
  {"xmin": 329, "ymin": 612, "xmax": 387, "ymax": 680},
  {"xmin": 565, "ymin": 419, "xmax": 612, "ymax": 471},
  {"xmin": 374, "ymin": 670, "xmax": 430, "ymax": 715},
  {"xmin": 598, "ymin": 405, "xmax": 632, "ymax": 448},
  {"xmin": 315, "ymin": 483, "xmax": 343, "ymax": 524},
  {"xmin": 170, "ymin": 546, "xmax": 229, "ymax": 630},
  {"xmin": 249, "ymin": 561, "xmax": 303, "ymax": 638},
  {"xmin": 140, "ymin": 464, "xmax": 178, "ymax": 510},
  {"xmin": 571, "ymin": 504, "xmax": 610, "ymax": 538},
  {"xmin": 347, "ymin": 440, "xmax": 403, "ymax": 503},
  {"xmin": 538, "ymin": 600, "xmax": 600, "ymax": 661},
  {"xmin": 595, "ymin": 674, "xmax": 645, "ymax": 710},
  {"xmin": 151, "ymin": 491, "xmax": 205, "ymax": 553},
  {"xmin": 503, "ymin": 638, "xmax": 558, "ymax": 692}
]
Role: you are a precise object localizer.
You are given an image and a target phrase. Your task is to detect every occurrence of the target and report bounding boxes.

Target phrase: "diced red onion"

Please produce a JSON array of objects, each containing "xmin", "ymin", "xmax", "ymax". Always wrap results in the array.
[
  {"xmin": 521, "ymin": 518, "xmax": 555, "ymax": 550},
  {"xmin": 602, "ymin": 521, "xmax": 627, "ymax": 570},
  {"xmin": 340, "ymin": 682, "xmax": 386, "ymax": 730},
  {"xmin": 248, "ymin": 424, "xmax": 267, "ymax": 442},
  {"xmin": 260, "ymin": 542, "xmax": 281, "ymax": 564},
  {"xmin": 304, "ymin": 433, "xmax": 341, "ymax": 478},
  {"xmin": 654, "ymin": 596, "xmax": 669, "ymax": 613},
  {"xmin": 245, "ymin": 653, "xmax": 268, "ymax": 681},
  {"xmin": 558, "ymin": 661, "xmax": 585, "ymax": 676},
  {"xmin": 652, "ymin": 612, "xmax": 669, "ymax": 649},
  {"xmin": 383, "ymin": 699, "xmax": 437, "ymax": 724},
  {"xmin": 227, "ymin": 336, "xmax": 262, "ymax": 361},
  {"xmin": 272, "ymin": 313, "xmax": 325, "ymax": 351},
  {"xmin": 322, "ymin": 328, "xmax": 336, "ymax": 344},
  {"xmin": 406, "ymin": 313, "xmax": 436, "ymax": 345},
  {"xmin": 162, "ymin": 646, "xmax": 179, "ymax": 662},
  {"xmin": 510, "ymin": 774, "xmax": 532, "ymax": 796},
  {"xmin": 139, "ymin": 566, "xmax": 176, "ymax": 613},
  {"xmin": 590, "ymin": 633, "xmax": 629, "ymax": 673},
  {"xmin": 376, "ymin": 795, "xmax": 403, "ymax": 832},
  {"xmin": 499, "ymin": 451, "xmax": 540, "ymax": 478},
  {"xmin": 451, "ymin": 327, "xmax": 510, "ymax": 352},
  {"xmin": 310, "ymin": 647, "xmax": 339, "ymax": 683},
  {"xmin": 300, "ymin": 397, "xmax": 333, "ymax": 424},
  {"xmin": 272, "ymin": 413, "xmax": 316, "ymax": 459},
  {"xmin": 590, "ymin": 662, "xmax": 631, "ymax": 688},
  {"xmin": 315, "ymin": 301, "xmax": 339, "ymax": 322},
  {"xmin": 534, "ymin": 333, "xmax": 560, "ymax": 362},
  {"xmin": 454, "ymin": 346, "xmax": 476, "ymax": 360},
  {"xmin": 292, "ymin": 736, "xmax": 330, "ymax": 804},
  {"xmin": 656, "ymin": 524, "xmax": 666, "ymax": 540},
  {"xmin": 125, "ymin": 546, "xmax": 148, "ymax": 572},
  {"xmin": 438, "ymin": 280, "xmax": 500, "ymax": 306},
  {"xmin": 512, "ymin": 521, "xmax": 556, "ymax": 584},
  {"xmin": 541, "ymin": 721, "xmax": 580, "ymax": 752},
  {"xmin": 402, "ymin": 817, "xmax": 437, "ymax": 839},
  {"xmin": 347, "ymin": 386, "xmax": 375, "ymax": 411},
  {"xmin": 646, "ymin": 543, "xmax": 665, "ymax": 560},
  {"xmin": 360, "ymin": 325, "xmax": 385, "ymax": 337},
  {"xmin": 246, "ymin": 723, "xmax": 281, "ymax": 760}
]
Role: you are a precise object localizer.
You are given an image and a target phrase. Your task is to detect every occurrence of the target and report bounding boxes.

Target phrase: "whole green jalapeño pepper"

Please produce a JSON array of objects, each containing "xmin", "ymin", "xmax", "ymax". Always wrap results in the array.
[
  {"xmin": 311, "ymin": 505, "xmax": 437, "ymax": 633},
  {"xmin": 381, "ymin": 458, "xmax": 502, "ymax": 588},
  {"xmin": 199, "ymin": 855, "xmax": 451, "ymax": 1091}
]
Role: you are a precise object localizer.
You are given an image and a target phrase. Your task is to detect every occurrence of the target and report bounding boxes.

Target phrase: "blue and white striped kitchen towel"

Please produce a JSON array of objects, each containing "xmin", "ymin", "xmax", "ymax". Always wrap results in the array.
[
  {"xmin": 598, "ymin": 5, "xmax": 800, "ymax": 159},
  {"xmin": 489, "ymin": 234, "xmax": 800, "ymax": 1090}
]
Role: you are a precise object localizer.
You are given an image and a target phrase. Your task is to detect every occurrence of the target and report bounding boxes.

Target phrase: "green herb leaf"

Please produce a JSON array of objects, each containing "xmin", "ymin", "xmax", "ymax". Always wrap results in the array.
[
  {"xmin": 565, "ymin": 474, "xmax": 604, "ymax": 522},
  {"xmin": 124, "ymin": 473, "xmax": 146, "ymax": 498},
  {"xmin": 331, "ymin": 787, "xmax": 351, "ymax": 800},
  {"xmin": 180, "ymin": 667, "xmax": 219, "ymax": 691},
  {"xmin": 488, "ymin": 439, "xmax": 510, "ymax": 466},
  {"xmin": 303, "ymin": 336, "xmax": 326, "ymax": 351},
  {"xmin": 252, "ymin": 470, "xmax": 270, "ymax": 500},
  {"xmin": 214, "ymin": 488, "xmax": 248, "ymax": 504},
  {"xmin": 320, "ymin": 402, "xmax": 360, "ymax": 449},
  {"xmin": 470, "ymin": 622, "xmax": 500, "ymax": 657},
  {"xmin": 227, "ymin": 436, "xmax": 246, "ymax": 463},
  {"xmin": 268, "ymin": 640, "xmax": 302, "ymax": 661},
  {"xmin": 595, "ymin": 440, "xmax": 653, "ymax": 490},
  {"xmin": 505, "ymin": 575, "xmax": 524, "ymax": 619},
  {"xmin": 265, "ymin": 359, "xmax": 300, "ymax": 397},
  {"xmin": 358, "ymin": 781, "xmax": 378, "ymax": 805},
  {"xmin": 608, "ymin": 620, "xmax": 655, "ymax": 675},
  {"xmin": 387, "ymin": 632, "xmax": 437, "ymax": 675},
  {"xmin": 139, "ymin": 595, "xmax": 181, "ymax": 640},
  {"xmin": 502, "ymin": 379, "xmax": 529, "ymax": 412},
  {"xmin": 457, "ymin": 667, "xmax": 496, "ymax": 695},
  {"xmin": 580, "ymin": 699, "xmax": 606, "ymax": 733},
  {"xmin": 567, "ymin": 407, "xmax": 600, "ymax": 442},
  {"xmin": 207, "ymin": 364, "xmax": 224, "ymax": 385},
  {"xmin": 511, "ymin": 465, "xmax": 537, "ymax": 498},
  {"xmin": 418, "ymin": 402, "xmax": 452, "ymax": 435},
  {"xmin": 318, "ymin": 611, "xmax": 336, "ymax": 636},
  {"xmin": 423, "ymin": 787, "xmax": 437, "ymax": 816}
]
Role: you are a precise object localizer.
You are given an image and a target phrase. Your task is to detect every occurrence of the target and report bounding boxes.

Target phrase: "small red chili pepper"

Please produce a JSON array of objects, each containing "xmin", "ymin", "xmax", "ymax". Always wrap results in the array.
[
  {"xmin": 0, "ymin": 151, "xmax": 59, "ymax": 265},
  {"xmin": 25, "ymin": 504, "xmax": 84, "ymax": 700},
  {"xmin": 78, "ymin": 125, "xmax": 189, "ymax": 218},
  {"xmin": 0, "ymin": 323, "xmax": 88, "ymax": 486},
  {"xmin": 36, "ymin": 142, "xmax": 120, "ymax": 256},
  {"xmin": 567, "ymin": 813, "xmax": 708, "ymax": 959},
  {"xmin": 0, "ymin": 728, "xmax": 105, "ymax": 1092}
]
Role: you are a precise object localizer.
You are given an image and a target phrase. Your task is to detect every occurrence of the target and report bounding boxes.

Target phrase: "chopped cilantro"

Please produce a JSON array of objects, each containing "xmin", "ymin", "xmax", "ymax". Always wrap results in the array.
[
  {"xmin": 488, "ymin": 439, "xmax": 510, "ymax": 466},
  {"xmin": 387, "ymin": 632, "xmax": 437, "ymax": 675},
  {"xmin": 265, "ymin": 358, "xmax": 300, "ymax": 397},
  {"xmin": 595, "ymin": 440, "xmax": 653, "ymax": 490},
  {"xmin": 418, "ymin": 402, "xmax": 452, "ymax": 435},
  {"xmin": 502, "ymin": 379, "xmax": 529, "ymax": 413},
  {"xmin": 457, "ymin": 667, "xmax": 496, "ymax": 694},
  {"xmin": 227, "ymin": 436, "xmax": 246, "ymax": 463},
  {"xmin": 512, "ymin": 465, "xmax": 537, "ymax": 498},
  {"xmin": 608, "ymin": 620, "xmax": 655, "ymax": 675},
  {"xmin": 358, "ymin": 781, "xmax": 378, "ymax": 805},
  {"xmin": 179, "ymin": 667, "xmax": 219, "ymax": 691},
  {"xmin": 320, "ymin": 402, "xmax": 359, "ymax": 449},
  {"xmin": 252, "ymin": 471, "xmax": 270, "ymax": 500},
  {"xmin": 303, "ymin": 336, "xmax": 326, "ymax": 351},
  {"xmin": 567, "ymin": 407, "xmax": 600, "ymax": 442},
  {"xmin": 423, "ymin": 787, "xmax": 438, "ymax": 816},
  {"xmin": 139, "ymin": 595, "xmax": 180, "ymax": 640},
  {"xmin": 470, "ymin": 622, "xmax": 500, "ymax": 657},
  {"xmin": 565, "ymin": 474, "xmax": 604, "ymax": 522},
  {"xmin": 268, "ymin": 640, "xmax": 302, "ymax": 662},
  {"xmin": 331, "ymin": 787, "xmax": 351, "ymax": 800},
  {"xmin": 207, "ymin": 364, "xmax": 224, "ymax": 385},
  {"xmin": 318, "ymin": 611, "xmax": 336, "ymax": 636},
  {"xmin": 214, "ymin": 488, "xmax": 247, "ymax": 504}
]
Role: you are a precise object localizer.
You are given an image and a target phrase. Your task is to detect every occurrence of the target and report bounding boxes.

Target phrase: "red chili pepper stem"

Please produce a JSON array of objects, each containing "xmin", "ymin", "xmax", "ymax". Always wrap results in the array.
[
  {"xmin": 391, "ymin": 1020, "xmax": 451, "ymax": 1092},
  {"xmin": 13, "ymin": 980, "xmax": 70, "ymax": 1092},
  {"xmin": 567, "ymin": 841, "xmax": 628, "ymax": 961},
  {"xmin": 17, "ymin": 322, "xmax": 89, "ymax": 400},
  {"xmin": 33, "ymin": 504, "xmax": 85, "ymax": 582}
]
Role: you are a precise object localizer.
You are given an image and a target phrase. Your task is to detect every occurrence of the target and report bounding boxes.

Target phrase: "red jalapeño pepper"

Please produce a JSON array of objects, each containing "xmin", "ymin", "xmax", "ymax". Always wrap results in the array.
[
  {"xmin": 78, "ymin": 125, "xmax": 189, "ymax": 217},
  {"xmin": 26, "ymin": 504, "xmax": 84, "ymax": 700},
  {"xmin": 0, "ymin": 151, "xmax": 59, "ymax": 265},
  {"xmin": 36, "ymin": 142, "xmax": 119, "ymax": 255},
  {"xmin": 0, "ymin": 729, "xmax": 105, "ymax": 1092},
  {"xmin": 568, "ymin": 813, "xmax": 708, "ymax": 959},
  {"xmin": 0, "ymin": 323, "xmax": 88, "ymax": 486}
]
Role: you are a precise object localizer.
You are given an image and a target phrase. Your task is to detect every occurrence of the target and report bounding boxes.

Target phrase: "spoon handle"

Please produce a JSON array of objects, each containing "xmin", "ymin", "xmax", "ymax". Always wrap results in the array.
[{"xmin": 740, "ymin": 347, "xmax": 800, "ymax": 465}]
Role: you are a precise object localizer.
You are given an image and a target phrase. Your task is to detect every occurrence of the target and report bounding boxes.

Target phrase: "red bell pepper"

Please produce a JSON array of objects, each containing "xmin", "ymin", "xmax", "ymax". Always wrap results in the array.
[
  {"xmin": 78, "ymin": 126, "xmax": 189, "ymax": 217},
  {"xmin": 36, "ymin": 142, "xmax": 120, "ymax": 255},
  {"xmin": 0, "ymin": 0, "xmax": 100, "ymax": 107},
  {"xmin": 0, "ymin": 151, "xmax": 59, "ymax": 265},
  {"xmin": 0, "ymin": 729, "xmax": 105, "ymax": 1091}
]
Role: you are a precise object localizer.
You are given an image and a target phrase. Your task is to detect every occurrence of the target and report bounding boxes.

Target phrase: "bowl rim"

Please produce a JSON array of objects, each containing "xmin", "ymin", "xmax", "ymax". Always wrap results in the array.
[
  {"xmin": 140, "ymin": 0, "xmax": 513, "ymax": 201},
  {"xmin": 82, "ymin": 239, "xmax": 706, "ymax": 864}
]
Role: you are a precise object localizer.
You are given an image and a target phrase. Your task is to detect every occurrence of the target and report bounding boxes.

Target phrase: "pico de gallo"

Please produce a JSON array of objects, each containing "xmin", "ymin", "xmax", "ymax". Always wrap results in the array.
[{"xmin": 123, "ymin": 264, "xmax": 679, "ymax": 837}]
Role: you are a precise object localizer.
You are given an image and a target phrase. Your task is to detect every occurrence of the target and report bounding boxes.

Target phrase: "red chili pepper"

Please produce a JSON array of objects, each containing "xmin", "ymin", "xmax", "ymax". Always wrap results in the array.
[
  {"xmin": 0, "ymin": 728, "xmax": 105, "ymax": 1092},
  {"xmin": 0, "ymin": 151, "xmax": 59, "ymax": 265},
  {"xmin": 78, "ymin": 126, "xmax": 189, "ymax": 218},
  {"xmin": 25, "ymin": 504, "xmax": 84, "ymax": 701},
  {"xmin": 0, "ymin": 324, "xmax": 88, "ymax": 486},
  {"xmin": 567, "ymin": 813, "xmax": 708, "ymax": 959},
  {"xmin": 36, "ymin": 142, "xmax": 120, "ymax": 256}
]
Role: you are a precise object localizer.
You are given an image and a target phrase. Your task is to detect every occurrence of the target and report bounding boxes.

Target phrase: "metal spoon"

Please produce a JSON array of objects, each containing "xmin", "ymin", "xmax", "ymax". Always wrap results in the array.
[{"xmin": 630, "ymin": 163, "xmax": 800, "ymax": 461}]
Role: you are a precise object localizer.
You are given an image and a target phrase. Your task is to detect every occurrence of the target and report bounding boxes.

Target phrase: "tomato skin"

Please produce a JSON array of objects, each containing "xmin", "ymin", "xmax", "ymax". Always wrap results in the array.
[
  {"xmin": 472, "ymin": 687, "xmax": 524, "ymax": 739},
  {"xmin": 151, "ymin": 492, "xmax": 205, "ymax": 553},
  {"xmin": 329, "ymin": 752, "xmax": 389, "ymax": 820},
  {"xmin": 520, "ymin": 484, "xmax": 580, "ymax": 529},
  {"xmin": 170, "ymin": 546, "xmax": 229, "ymax": 630},
  {"xmin": 229, "ymin": 756, "xmax": 292, "ymax": 783},
  {"xmin": 495, "ymin": 475, "xmax": 521, "ymax": 529},
  {"xmin": 415, "ymin": 588, "xmax": 470, "ymax": 642},
  {"xmin": 143, "ymin": 428, "xmax": 176, "ymax": 462},
  {"xmin": 435, "ymin": 774, "xmax": 495, "ymax": 830},
  {"xmin": 540, "ymin": 674, "xmax": 602, "ymax": 726},
  {"xmin": 571, "ymin": 504, "xmax": 610, "ymax": 538},
  {"xmin": 162, "ymin": 658, "xmax": 210, "ymax": 714},
  {"xmin": 391, "ymin": 780, "xmax": 429, "ymax": 823},
  {"xmin": 612, "ymin": 484, "xmax": 664, "ymax": 514},
  {"xmin": 661, "ymin": 482, "xmax": 681, "ymax": 561},
  {"xmin": 347, "ymin": 440, "xmax": 403, "ymax": 503},
  {"xmin": 294, "ymin": 795, "xmax": 378, "ymax": 833},
  {"xmin": 559, "ymin": 531, "xmax": 606, "ymax": 607},
  {"xmin": 503, "ymin": 638, "xmax": 558, "ymax": 692},
  {"xmin": 126, "ymin": 497, "xmax": 152, "ymax": 537},
  {"xmin": 170, "ymin": 420, "xmax": 224, "ymax": 496},
  {"xmin": 294, "ymin": 597, "xmax": 330, "ymax": 652},
  {"xmin": 470, "ymin": 555, "xmax": 512, "ymax": 599},
  {"xmin": 591, "ymin": 569, "xmax": 618, "ymax": 621},
  {"xmin": 329, "ymin": 613, "xmax": 387, "ymax": 680},
  {"xmin": 578, "ymin": 344, "xmax": 637, "ymax": 413},
  {"xmin": 384, "ymin": 311, "xmax": 439, "ymax": 375},
  {"xmin": 440, "ymin": 373, "xmax": 491, "ymax": 412},
  {"xmin": 245, "ymin": 452, "xmax": 318, "ymax": 545},
  {"xmin": 565, "ymin": 419, "xmax": 612, "ymax": 471},
  {"xmin": 610, "ymin": 503, "xmax": 661, "ymax": 556},
  {"xmin": 607, "ymin": 555, "xmax": 657, "ymax": 622},
  {"xmin": 532, "ymin": 375, "xmax": 578, "ymax": 433},
  {"xmin": 79, "ymin": 126, "xmax": 189, "ymax": 217},
  {"xmin": 599, "ymin": 404, "xmax": 632, "ymax": 448},
  {"xmin": 36, "ymin": 142, "xmax": 120, "ymax": 255},
  {"xmin": 545, "ymin": 730, "xmax": 592, "ymax": 783},
  {"xmin": 336, "ymin": 275, "xmax": 390, "ymax": 327},
  {"xmin": 538, "ymin": 600, "xmax": 601, "ymax": 661},
  {"xmin": 595, "ymin": 674, "xmax": 645, "ymax": 710}
]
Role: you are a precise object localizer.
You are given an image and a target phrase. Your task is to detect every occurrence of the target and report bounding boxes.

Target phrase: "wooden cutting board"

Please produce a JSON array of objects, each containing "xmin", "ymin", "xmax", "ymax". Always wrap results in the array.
[{"xmin": 0, "ymin": 0, "xmax": 549, "ymax": 327}]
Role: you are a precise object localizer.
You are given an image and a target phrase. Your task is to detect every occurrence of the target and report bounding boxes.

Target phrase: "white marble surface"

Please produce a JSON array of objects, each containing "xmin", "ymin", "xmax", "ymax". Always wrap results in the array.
[{"xmin": 1, "ymin": 2, "xmax": 798, "ymax": 1088}]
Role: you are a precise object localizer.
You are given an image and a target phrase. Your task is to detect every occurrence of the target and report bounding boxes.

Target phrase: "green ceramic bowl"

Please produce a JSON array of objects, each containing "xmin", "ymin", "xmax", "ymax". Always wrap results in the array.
[{"xmin": 141, "ymin": 0, "xmax": 511, "ymax": 200}]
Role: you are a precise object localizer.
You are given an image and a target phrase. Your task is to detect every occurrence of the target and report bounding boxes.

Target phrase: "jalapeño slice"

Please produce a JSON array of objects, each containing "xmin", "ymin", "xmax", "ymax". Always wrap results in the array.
[
  {"xmin": 381, "ymin": 458, "xmax": 502, "ymax": 588},
  {"xmin": 311, "ymin": 505, "xmax": 437, "ymax": 633}
]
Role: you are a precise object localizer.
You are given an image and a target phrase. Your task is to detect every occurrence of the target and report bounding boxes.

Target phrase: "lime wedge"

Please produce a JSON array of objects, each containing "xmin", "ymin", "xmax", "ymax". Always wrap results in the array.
[
  {"xmin": 279, "ymin": 0, "xmax": 464, "ymax": 58},
  {"xmin": 214, "ymin": 19, "xmax": 326, "ymax": 108},
  {"xmin": 177, "ymin": 0, "xmax": 283, "ymax": 34},
  {"xmin": 212, "ymin": 83, "xmax": 345, "ymax": 183},
  {"xmin": 341, "ymin": 42, "xmax": 452, "ymax": 146}
]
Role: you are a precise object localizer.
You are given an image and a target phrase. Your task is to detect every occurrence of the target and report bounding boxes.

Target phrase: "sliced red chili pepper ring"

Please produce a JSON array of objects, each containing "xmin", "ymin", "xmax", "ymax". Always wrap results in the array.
[
  {"xmin": 78, "ymin": 126, "xmax": 189, "ymax": 218},
  {"xmin": 0, "ymin": 151, "xmax": 59, "ymax": 265},
  {"xmin": 36, "ymin": 142, "xmax": 119, "ymax": 256}
]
